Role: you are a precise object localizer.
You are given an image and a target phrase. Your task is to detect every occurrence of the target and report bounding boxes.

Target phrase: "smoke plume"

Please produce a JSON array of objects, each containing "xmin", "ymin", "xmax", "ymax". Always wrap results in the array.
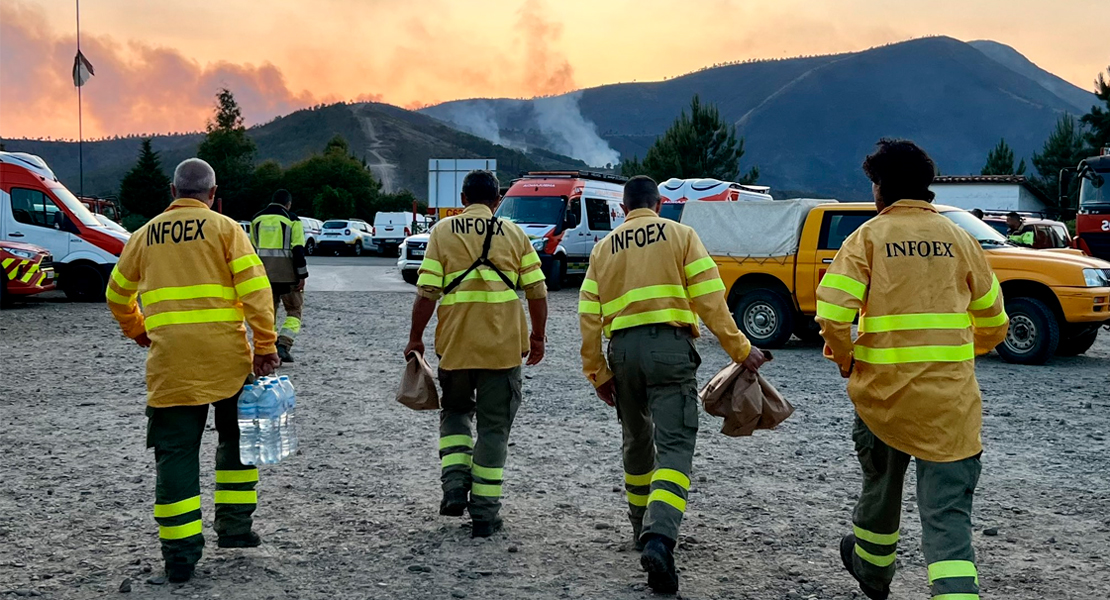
[{"xmin": 531, "ymin": 93, "xmax": 620, "ymax": 167}]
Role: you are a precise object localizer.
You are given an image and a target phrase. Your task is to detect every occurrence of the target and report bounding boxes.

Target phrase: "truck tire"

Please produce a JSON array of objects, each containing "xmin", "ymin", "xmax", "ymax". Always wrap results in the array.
[
  {"xmin": 306, "ymin": 239, "xmax": 316, "ymax": 256},
  {"xmin": 1056, "ymin": 326, "xmax": 1099, "ymax": 357},
  {"xmin": 353, "ymin": 241, "xmax": 364, "ymax": 257},
  {"xmin": 996, "ymin": 297, "xmax": 1059, "ymax": 365},
  {"xmin": 733, "ymin": 290, "xmax": 794, "ymax": 349},
  {"xmin": 545, "ymin": 256, "xmax": 564, "ymax": 292},
  {"xmin": 402, "ymin": 270, "xmax": 418, "ymax": 285},
  {"xmin": 792, "ymin": 316, "xmax": 823, "ymax": 344},
  {"xmin": 62, "ymin": 263, "xmax": 106, "ymax": 303}
]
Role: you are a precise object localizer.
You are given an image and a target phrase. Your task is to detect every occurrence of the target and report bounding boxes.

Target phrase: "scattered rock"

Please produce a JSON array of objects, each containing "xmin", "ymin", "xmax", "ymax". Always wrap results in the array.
[
  {"xmin": 507, "ymin": 545, "xmax": 520, "ymax": 553},
  {"xmin": 594, "ymin": 522, "xmax": 612, "ymax": 530},
  {"xmin": 406, "ymin": 565, "xmax": 431, "ymax": 573},
  {"xmin": 984, "ymin": 527, "xmax": 999, "ymax": 537},
  {"xmin": 1047, "ymin": 536, "xmax": 1057, "ymax": 544},
  {"xmin": 451, "ymin": 591, "xmax": 467, "ymax": 599},
  {"xmin": 146, "ymin": 575, "xmax": 167, "ymax": 585},
  {"xmin": 119, "ymin": 578, "xmax": 132, "ymax": 593}
]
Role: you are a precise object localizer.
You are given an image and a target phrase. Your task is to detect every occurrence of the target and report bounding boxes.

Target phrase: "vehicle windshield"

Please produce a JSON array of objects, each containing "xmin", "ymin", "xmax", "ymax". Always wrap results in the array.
[
  {"xmin": 51, "ymin": 185, "xmax": 102, "ymax": 227},
  {"xmin": 496, "ymin": 196, "xmax": 565, "ymax": 225},
  {"xmin": 1080, "ymin": 170, "xmax": 1110, "ymax": 208},
  {"xmin": 943, "ymin": 210, "xmax": 1010, "ymax": 246},
  {"xmin": 659, "ymin": 203, "xmax": 685, "ymax": 222},
  {"xmin": 323, "ymin": 221, "xmax": 348, "ymax": 229}
]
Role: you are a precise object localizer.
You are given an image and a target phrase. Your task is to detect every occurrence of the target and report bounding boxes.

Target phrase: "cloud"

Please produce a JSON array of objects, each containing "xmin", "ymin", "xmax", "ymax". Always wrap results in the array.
[{"xmin": 517, "ymin": 0, "xmax": 576, "ymax": 97}]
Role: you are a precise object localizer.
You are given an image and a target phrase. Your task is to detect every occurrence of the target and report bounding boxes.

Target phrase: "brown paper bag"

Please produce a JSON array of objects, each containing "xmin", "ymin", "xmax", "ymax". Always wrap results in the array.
[
  {"xmin": 699, "ymin": 353, "xmax": 793, "ymax": 437},
  {"xmin": 396, "ymin": 352, "xmax": 439, "ymax": 411}
]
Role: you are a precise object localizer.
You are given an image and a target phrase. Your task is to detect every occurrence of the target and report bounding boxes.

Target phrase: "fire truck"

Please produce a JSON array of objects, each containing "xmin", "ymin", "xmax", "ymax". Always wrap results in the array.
[
  {"xmin": 1075, "ymin": 149, "xmax": 1110, "ymax": 261},
  {"xmin": 0, "ymin": 240, "xmax": 55, "ymax": 307}
]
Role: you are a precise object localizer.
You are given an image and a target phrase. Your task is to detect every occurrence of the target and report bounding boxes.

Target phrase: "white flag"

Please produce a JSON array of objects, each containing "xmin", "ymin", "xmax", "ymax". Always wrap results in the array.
[{"xmin": 73, "ymin": 50, "xmax": 95, "ymax": 87}]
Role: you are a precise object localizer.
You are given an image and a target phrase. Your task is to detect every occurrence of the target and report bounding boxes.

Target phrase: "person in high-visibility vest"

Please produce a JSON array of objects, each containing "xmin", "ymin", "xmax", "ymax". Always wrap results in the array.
[
  {"xmin": 405, "ymin": 169, "xmax": 548, "ymax": 538},
  {"xmin": 1005, "ymin": 212, "xmax": 1034, "ymax": 246},
  {"xmin": 578, "ymin": 175, "xmax": 767, "ymax": 594},
  {"xmin": 107, "ymin": 158, "xmax": 281, "ymax": 584},
  {"xmin": 816, "ymin": 139, "xmax": 1009, "ymax": 600},
  {"xmin": 251, "ymin": 189, "xmax": 308, "ymax": 363}
]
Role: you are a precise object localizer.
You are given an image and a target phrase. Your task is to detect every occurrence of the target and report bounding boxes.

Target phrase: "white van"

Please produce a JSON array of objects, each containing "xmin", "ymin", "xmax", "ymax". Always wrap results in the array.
[{"xmin": 0, "ymin": 152, "xmax": 128, "ymax": 300}]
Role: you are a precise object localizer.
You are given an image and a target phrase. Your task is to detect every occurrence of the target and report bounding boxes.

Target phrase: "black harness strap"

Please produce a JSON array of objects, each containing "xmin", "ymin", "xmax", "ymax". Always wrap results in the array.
[{"xmin": 443, "ymin": 217, "xmax": 516, "ymax": 295}]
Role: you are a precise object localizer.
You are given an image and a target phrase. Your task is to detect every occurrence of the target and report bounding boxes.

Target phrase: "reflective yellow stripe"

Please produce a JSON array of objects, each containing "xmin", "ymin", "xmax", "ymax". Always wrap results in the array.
[
  {"xmin": 471, "ymin": 483, "xmax": 502, "ymax": 497},
  {"xmin": 624, "ymin": 471, "xmax": 654, "ymax": 486},
  {"xmin": 19, "ymin": 263, "xmax": 39, "ymax": 282},
  {"xmin": 472, "ymin": 464, "xmax": 504, "ymax": 481},
  {"xmin": 520, "ymin": 268, "xmax": 546, "ymax": 286},
  {"xmin": 606, "ymin": 308, "xmax": 697, "ymax": 335},
  {"xmin": 969, "ymin": 276, "xmax": 1000, "ymax": 310},
  {"xmin": 111, "ymin": 266, "xmax": 138, "ymax": 290},
  {"xmin": 816, "ymin": 301, "xmax": 857, "ymax": 322},
  {"xmin": 441, "ymin": 453, "xmax": 472, "ymax": 468},
  {"xmin": 859, "ymin": 312, "xmax": 970, "ymax": 333},
  {"xmin": 35, "ymin": 273, "xmax": 47, "ymax": 287},
  {"xmin": 602, "ymin": 284, "xmax": 687, "ymax": 316},
  {"xmin": 159, "ymin": 520, "xmax": 203, "ymax": 540},
  {"xmin": 416, "ymin": 273, "xmax": 443, "ymax": 287},
  {"xmin": 578, "ymin": 300, "xmax": 601, "ymax": 315},
  {"xmin": 281, "ymin": 316, "xmax": 302, "ymax": 334},
  {"xmin": 521, "ymin": 252, "xmax": 541, "ymax": 268},
  {"xmin": 439, "ymin": 435, "xmax": 474, "ymax": 450},
  {"xmin": 141, "ymin": 284, "xmax": 236, "ymax": 306},
  {"xmin": 229, "ymin": 253, "xmax": 263, "ymax": 274},
  {"xmin": 105, "ymin": 286, "xmax": 135, "ymax": 305},
  {"xmin": 652, "ymin": 468, "xmax": 691, "ymax": 490},
  {"xmin": 235, "ymin": 276, "xmax": 271, "ymax": 297},
  {"xmin": 684, "ymin": 256, "xmax": 716, "ymax": 278},
  {"xmin": 581, "ymin": 279, "xmax": 598, "ymax": 294},
  {"xmin": 853, "ymin": 525, "xmax": 900, "ymax": 546},
  {"xmin": 145, "ymin": 307, "xmax": 244, "ymax": 330},
  {"xmin": 419, "ymin": 257, "xmax": 444, "ymax": 276},
  {"xmin": 626, "ymin": 492, "xmax": 648, "ymax": 507},
  {"xmin": 929, "ymin": 560, "xmax": 979, "ymax": 584},
  {"xmin": 440, "ymin": 289, "xmax": 519, "ymax": 306},
  {"xmin": 1, "ymin": 258, "xmax": 13, "ymax": 268},
  {"xmin": 687, "ymin": 278, "xmax": 725, "ymax": 298},
  {"xmin": 819, "ymin": 273, "xmax": 868, "ymax": 300},
  {"xmin": 153, "ymin": 495, "xmax": 201, "ymax": 518},
  {"xmin": 972, "ymin": 311, "xmax": 1008, "ymax": 328},
  {"xmin": 214, "ymin": 490, "xmax": 257, "ymax": 504},
  {"xmin": 445, "ymin": 268, "xmax": 519, "ymax": 286},
  {"xmin": 854, "ymin": 343, "xmax": 975, "ymax": 364},
  {"xmin": 647, "ymin": 489, "xmax": 687, "ymax": 512},
  {"xmin": 215, "ymin": 469, "xmax": 259, "ymax": 483},
  {"xmin": 855, "ymin": 544, "xmax": 896, "ymax": 567},
  {"xmin": 932, "ymin": 595, "xmax": 979, "ymax": 600}
]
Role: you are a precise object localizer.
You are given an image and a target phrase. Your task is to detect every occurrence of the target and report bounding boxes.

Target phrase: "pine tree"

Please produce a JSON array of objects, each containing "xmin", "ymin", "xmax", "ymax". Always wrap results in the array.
[
  {"xmin": 118, "ymin": 138, "xmax": 172, "ymax": 223},
  {"xmin": 981, "ymin": 138, "xmax": 1026, "ymax": 175},
  {"xmin": 1081, "ymin": 68, "xmax": 1110, "ymax": 154},
  {"xmin": 621, "ymin": 95, "xmax": 758, "ymax": 184},
  {"xmin": 197, "ymin": 88, "xmax": 257, "ymax": 220},
  {"xmin": 1031, "ymin": 115, "xmax": 1088, "ymax": 208}
]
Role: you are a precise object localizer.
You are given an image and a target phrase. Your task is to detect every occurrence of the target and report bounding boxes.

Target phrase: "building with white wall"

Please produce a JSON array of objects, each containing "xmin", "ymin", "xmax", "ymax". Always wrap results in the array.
[{"xmin": 930, "ymin": 175, "xmax": 1051, "ymax": 213}]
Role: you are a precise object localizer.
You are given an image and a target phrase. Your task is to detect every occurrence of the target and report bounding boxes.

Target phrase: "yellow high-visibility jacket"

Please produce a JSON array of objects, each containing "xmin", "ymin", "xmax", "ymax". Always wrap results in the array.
[
  {"xmin": 416, "ymin": 203, "xmax": 547, "ymax": 370},
  {"xmin": 816, "ymin": 200, "xmax": 1009, "ymax": 462},
  {"xmin": 107, "ymin": 198, "xmax": 277, "ymax": 408},
  {"xmin": 579, "ymin": 208, "xmax": 752, "ymax": 387},
  {"xmin": 251, "ymin": 203, "xmax": 308, "ymax": 284}
]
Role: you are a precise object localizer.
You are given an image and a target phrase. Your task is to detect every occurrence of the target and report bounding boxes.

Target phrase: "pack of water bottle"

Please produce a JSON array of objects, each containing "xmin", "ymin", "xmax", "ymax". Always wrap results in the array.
[{"xmin": 237, "ymin": 375, "xmax": 299, "ymax": 465}]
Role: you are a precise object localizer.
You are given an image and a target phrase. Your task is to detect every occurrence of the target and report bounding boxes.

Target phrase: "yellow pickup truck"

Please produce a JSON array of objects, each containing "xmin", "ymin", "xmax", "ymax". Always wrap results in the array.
[{"xmin": 681, "ymin": 200, "xmax": 1110, "ymax": 364}]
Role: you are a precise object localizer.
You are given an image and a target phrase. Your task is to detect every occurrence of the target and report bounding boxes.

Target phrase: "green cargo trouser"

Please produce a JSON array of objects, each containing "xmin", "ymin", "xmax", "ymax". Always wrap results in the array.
[
  {"xmin": 438, "ymin": 367, "xmax": 523, "ymax": 522},
  {"xmin": 146, "ymin": 393, "xmax": 259, "ymax": 567},
  {"xmin": 850, "ymin": 415, "xmax": 983, "ymax": 599},
  {"xmin": 272, "ymin": 287, "xmax": 303, "ymax": 349},
  {"xmin": 609, "ymin": 325, "xmax": 701, "ymax": 543}
]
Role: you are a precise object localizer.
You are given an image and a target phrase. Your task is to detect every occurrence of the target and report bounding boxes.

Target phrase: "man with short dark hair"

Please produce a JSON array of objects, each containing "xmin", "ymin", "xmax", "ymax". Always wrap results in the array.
[
  {"xmin": 251, "ymin": 189, "xmax": 308, "ymax": 363},
  {"xmin": 970, "ymin": 208, "xmax": 984, "ymax": 220},
  {"xmin": 1005, "ymin": 211, "xmax": 1033, "ymax": 246},
  {"xmin": 579, "ymin": 175, "xmax": 766, "ymax": 594},
  {"xmin": 405, "ymin": 169, "xmax": 548, "ymax": 537},
  {"xmin": 817, "ymin": 139, "xmax": 1008, "ymax": 600}
]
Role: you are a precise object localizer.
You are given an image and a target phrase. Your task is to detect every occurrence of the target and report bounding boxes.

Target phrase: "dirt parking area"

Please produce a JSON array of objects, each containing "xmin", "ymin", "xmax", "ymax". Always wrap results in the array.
[{"xmin": 1, "ymin": 289, "xmax": 1108, "ymax": 600}]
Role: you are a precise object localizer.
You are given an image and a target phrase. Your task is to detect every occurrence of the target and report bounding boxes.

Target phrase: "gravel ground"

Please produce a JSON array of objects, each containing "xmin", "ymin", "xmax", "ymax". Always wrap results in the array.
[{"xmin": 1, "ymin": 289, "xmax": 1108, "ymax": 600}]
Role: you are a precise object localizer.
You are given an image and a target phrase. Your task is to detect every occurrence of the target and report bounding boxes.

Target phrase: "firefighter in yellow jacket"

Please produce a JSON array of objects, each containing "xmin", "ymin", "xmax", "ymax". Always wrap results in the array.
[
  {"xmin": 107, "ymin": 158, "xmax": 281, "ymax": 584},
  {"xmin": 405, "ymin": 170, "xmax": 548, "ymax": 538},
  {"xmin": 579, "ymin": 176, "xmax": 766, "ymax": 594},
  {"xmin": 816, "ymin": 140, "xmax": 1009, "ymax": 600}
]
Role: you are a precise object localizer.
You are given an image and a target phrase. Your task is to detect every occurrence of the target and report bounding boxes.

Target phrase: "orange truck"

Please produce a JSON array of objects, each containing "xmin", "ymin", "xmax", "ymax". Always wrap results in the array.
[
  {"xmin": 682, "ymin": 200, "xmax": 1110, "ymax": 364},
  {"xmin": 1, "ymin": 240, "xmax": 56, "ymax": 306}
]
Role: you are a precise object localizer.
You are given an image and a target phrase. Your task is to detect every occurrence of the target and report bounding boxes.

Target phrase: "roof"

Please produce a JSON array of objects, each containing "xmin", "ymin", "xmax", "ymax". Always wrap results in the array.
[{"xmin": 932, "ymin": 175, "xmax": 1052, "ymax": 205}]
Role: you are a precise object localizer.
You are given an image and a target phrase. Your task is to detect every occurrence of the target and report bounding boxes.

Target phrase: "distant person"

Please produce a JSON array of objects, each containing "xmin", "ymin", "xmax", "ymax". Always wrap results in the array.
[
  {"xmin": 405, "ymin": 170, "xmax": 548, "ymax": 537},
  {"xmin": 970, "ymin": 208, "xmax": 984, "ymax": 220},
  {"xmin": 578, "ymin": 175, "xmax": 766, "ymax": 594},
  {"xmin": 1005, "ymin": 211, "xmax": 1034, "ymax": 246},
  {"xmin": 106, "ymin": 158, "xmax": 280, "ymax": 583},
  {"xmin": 251, "ymin": 190, "xmax": 308, "ymax": 363},
  {"xmin": 816, "ymin": 139, "xmax": 1008, "ymax": 600}
]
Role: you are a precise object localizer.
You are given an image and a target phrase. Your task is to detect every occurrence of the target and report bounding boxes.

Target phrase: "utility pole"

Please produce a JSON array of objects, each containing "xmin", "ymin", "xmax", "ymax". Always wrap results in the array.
[{"xmin": 76, "ymin": 0, "xmax": 84, "ymax": 196}]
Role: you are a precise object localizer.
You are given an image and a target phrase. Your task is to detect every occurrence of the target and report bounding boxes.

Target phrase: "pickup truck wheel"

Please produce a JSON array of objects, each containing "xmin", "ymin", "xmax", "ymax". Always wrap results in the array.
[
  {"xmin": 734, "ymin": 290, "xmax": 794, "ymax": 349},
  {"xmin": 792, "ymin": 316, "xmax": 823, "ymax": 344},
  {"xmin": 402, "ymin": 270, "xmax": 418, "ymax": 285},
  {"xmin": 545, "ymin": 256, "xmax": 564, "ymax": 292},
  {"xmin": 996, "ymin": 297, "xmax": 1059, "ymax": 365},
  {"xmin": 62, "ymin": 264, "xmax": 106, "ymax": 302},
  {"xmin": 1056, "ymin": 326, "xmax": 1099, "ymax": 357}
]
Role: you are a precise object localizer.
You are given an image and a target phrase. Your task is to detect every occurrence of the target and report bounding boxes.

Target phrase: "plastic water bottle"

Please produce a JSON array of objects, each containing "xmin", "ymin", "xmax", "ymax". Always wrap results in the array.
[
  {"xmin": 278, "ymin": 376, "xmax": 299, "ymax": 459},
  {"xmin": 256, "ymin": 384, "xmax": 283, "ymax": 464},
  {"xmin": 237, "ymin": 384, "xmax": 261, "ymax": 465}
]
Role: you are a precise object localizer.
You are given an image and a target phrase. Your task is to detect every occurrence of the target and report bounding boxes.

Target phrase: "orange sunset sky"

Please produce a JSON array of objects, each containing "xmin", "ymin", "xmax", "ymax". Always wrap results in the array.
[{"xmin": 1, "ymin": 0, "xmax": 1107, "ymax": 141}]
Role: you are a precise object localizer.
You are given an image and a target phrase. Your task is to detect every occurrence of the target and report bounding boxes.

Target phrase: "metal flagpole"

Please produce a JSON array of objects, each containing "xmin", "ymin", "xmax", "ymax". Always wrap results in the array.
[{"xmin": 76, "ymin": 0, "xmax": 84, "ymax": 196}]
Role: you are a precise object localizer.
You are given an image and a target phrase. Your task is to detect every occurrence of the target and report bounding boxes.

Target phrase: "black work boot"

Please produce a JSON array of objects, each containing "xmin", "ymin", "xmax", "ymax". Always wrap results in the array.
[
  {"xmin": 632, "ymin": 520, "xmax": 645, "ymax": 551},
  {"xmin": 166, "ymin": 563, "xmax": 195, "ymax": 584},
  {"xmin": 277, "ymin": 345, "xmax": 294, "ymax": 363},
  {"xmin": 840, "ymin": 534, "xmax": 890, "ymax": 600},
  {"xmin": 640, "ymin": 534, "xmax": 679, "ymax": 594},
  {"xmin": 439, "ymin": 488, "xmax": 468, "ymax": 517},
  {"xmin": 218, "ymin": 531, "xmax": 262, "ymax": 549},
  {"xmin": 471, "ymin": 516, "xmax": 503, "ymax": 538}
]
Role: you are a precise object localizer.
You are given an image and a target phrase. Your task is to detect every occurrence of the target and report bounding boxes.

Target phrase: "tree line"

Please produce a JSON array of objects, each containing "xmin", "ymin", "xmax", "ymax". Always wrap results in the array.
[{"xmin": 117, "ymin": 89, "xmax": 419, "ymax": 231}]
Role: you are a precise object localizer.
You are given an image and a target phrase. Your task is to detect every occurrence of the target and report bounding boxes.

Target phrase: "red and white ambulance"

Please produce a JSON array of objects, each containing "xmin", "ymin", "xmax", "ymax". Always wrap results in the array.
[
  {"xmin": 0, "ymin": 152, "xmax": 128, "ymax": 301},
  {"xmin": 658, "ymin": 178, "xmax": 773, "ymax": 221},
  {"xmin": 494, "ymin": 171, "xmax": 626, "ymax": 290}
]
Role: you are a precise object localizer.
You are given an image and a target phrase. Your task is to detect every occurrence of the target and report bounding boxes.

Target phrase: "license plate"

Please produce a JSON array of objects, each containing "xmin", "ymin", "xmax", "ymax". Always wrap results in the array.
[{"xmin": 411, "ymin": 249, "xmax": 425, "ymax": 257}]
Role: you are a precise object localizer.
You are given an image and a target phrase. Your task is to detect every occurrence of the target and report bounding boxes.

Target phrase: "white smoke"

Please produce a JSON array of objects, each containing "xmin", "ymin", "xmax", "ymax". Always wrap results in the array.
[
  {"xmin": 531, "ymin": 92, "xmax": 619, "ymax": 167},
  {"xmin": 431, "ymin": 102, "xmax": 509, "ymax": 146}
]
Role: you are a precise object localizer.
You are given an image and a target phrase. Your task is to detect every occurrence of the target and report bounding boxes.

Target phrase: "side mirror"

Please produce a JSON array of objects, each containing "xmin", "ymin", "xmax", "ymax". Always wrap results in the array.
[{"xmin": 61, "ymin": 214, "xmax": 81, "ymax": 234}]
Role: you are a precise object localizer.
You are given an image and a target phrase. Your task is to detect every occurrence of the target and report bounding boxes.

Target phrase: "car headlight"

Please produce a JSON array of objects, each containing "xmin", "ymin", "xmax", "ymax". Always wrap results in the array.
[
  {"xmin": 1082, "ymin": 268, "xmax": 1110, "ymax": 287},
  {"xmin": 531, "ymin": 238, "xmax": 546, "ymax": 251},
  {"xmin": 6, "ymin": 248, "xmax": 36, "ymax": 260}
]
